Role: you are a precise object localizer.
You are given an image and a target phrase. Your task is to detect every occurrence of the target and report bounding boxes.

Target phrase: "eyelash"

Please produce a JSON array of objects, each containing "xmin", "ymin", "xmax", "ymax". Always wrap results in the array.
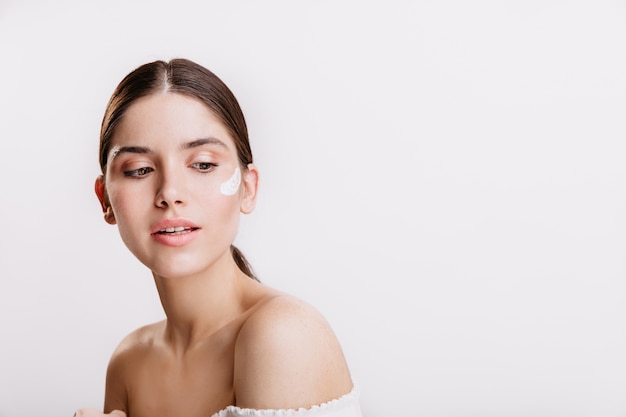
[
  {"xmin": 122, "ymin": 162, "xmax": 217, "ymax": 177},
  {"xmin": 123, "ymin": 167, "xmax": 154, "ymax": 177},
  {"xmin": 191, "ymin": 162, "xmax": 217, "ymax": 172}
]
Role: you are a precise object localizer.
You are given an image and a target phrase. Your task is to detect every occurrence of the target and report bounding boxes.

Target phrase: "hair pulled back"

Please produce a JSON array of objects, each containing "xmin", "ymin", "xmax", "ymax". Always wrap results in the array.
[{"xmin": 99, "ymin": 58, "xmax": 258, "ymax": 281}]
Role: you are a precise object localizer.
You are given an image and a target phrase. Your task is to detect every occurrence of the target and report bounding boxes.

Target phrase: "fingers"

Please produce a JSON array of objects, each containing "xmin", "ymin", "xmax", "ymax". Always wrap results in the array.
[
  {"xmin": 74, "ymin": 408, "xmax": 99, "ymax": 416},
  {"xmin": 73, "ymin": 408, "xmax": 101, "ymax": 417},
  {"xmin": 73, "ymin": 408, "xmax": 126, "ymax": 417}
]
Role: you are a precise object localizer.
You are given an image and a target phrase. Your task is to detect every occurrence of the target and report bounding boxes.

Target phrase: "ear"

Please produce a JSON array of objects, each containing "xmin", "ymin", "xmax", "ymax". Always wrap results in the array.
[
  {"xmin": 240, "ymin": 164, "xmax": 259, "ymax": 214},
  {"xmin": 95, "ymin": 176, "xmax": 117, "ymax": 225}
]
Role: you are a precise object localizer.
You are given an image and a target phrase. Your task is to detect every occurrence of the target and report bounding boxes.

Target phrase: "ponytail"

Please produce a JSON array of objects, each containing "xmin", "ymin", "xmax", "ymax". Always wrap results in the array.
[{"xmin": 231, "ymin": 245, "xmax": 259, "ymax": 282}]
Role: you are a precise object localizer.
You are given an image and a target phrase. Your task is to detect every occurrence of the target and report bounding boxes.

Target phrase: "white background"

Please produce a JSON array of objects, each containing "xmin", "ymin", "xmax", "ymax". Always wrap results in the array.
[{"xmin": 1, "ymin": 1, "xmax": 626, "ymax": 416}]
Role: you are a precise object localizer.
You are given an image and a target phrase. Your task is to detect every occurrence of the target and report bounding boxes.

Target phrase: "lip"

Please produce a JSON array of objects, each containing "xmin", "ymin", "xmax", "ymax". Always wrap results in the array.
[{"xmin": 150, "ymin": 218, "xmax": 201, "ymax": 247}]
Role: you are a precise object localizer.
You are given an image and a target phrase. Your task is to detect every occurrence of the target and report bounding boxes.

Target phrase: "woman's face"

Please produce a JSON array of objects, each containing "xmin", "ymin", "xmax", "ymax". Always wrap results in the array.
[{"xmin": 96, "ymin": 92, "xmax": 258, "ymax": 279}]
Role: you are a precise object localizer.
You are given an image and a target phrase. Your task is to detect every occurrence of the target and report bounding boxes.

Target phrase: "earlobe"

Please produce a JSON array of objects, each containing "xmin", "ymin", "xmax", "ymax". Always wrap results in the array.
[
  {"xmin": 240, "ymin": 164, "xmax": 259, "ymax": 214},
  {"xmin": 103, "ymin": 206, "xmax": 117, "ymax": 225},
  {"xmin": 95, "ymin": 176, "xmax": 117, "ymax": 225}
]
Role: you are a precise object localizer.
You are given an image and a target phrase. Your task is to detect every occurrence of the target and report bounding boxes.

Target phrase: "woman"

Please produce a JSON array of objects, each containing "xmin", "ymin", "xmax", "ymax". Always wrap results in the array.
[{"xmin": 74, "ymin": 58, "xmax": 362, "ymax": 417}]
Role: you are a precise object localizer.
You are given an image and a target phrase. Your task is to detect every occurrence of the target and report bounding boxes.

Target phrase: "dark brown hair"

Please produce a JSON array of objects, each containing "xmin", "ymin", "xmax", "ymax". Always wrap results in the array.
[{"xmin": 99, "ymin": 58, "xmax": 258, "ymax": 281}]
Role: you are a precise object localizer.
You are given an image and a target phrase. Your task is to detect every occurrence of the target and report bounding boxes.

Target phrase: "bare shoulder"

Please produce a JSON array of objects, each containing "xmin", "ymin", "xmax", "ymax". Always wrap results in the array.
[
  {"xmin": 109, "ymin": 321, "xmax": 162, "ymax": 362},
  {"xmin": 103, "ymin": 321, "xmax": 164, "ymax": 412},
  {"xmin": 234, "ymin": 294, "xmax": 353, "ymax": 410}
]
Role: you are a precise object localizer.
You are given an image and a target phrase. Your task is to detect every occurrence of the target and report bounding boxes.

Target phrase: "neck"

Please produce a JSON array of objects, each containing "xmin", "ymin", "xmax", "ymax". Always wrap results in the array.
[{"xmin": 152, "ymin": 256, "xmax": 248, "ymax": 351}]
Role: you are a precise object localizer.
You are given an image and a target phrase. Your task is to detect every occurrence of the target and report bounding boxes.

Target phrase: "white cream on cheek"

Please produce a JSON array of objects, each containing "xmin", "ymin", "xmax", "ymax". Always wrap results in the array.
[{"xmin": 219, "ymin": 166, "xmax": 241, "ymax": 196}]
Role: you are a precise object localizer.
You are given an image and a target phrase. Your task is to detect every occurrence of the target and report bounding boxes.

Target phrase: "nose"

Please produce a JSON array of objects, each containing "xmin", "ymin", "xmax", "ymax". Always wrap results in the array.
[{"xmin": 155, "ymin": 170, "xmax": 187, "ymax": 209}]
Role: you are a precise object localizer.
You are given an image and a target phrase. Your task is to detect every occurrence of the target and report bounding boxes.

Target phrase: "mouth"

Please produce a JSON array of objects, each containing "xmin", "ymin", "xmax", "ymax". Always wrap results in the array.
[
  {"xmin": 153, "ymin": 226, "xmax": 200, "ymax": 236},
  {"xmin": 150, "ymin": 219, "xmax": 201, "ymax": 247}
]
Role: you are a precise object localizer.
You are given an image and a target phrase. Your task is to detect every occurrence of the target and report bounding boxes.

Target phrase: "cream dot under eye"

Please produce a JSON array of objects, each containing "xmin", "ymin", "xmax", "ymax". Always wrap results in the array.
[{"xmin": 219, "ymin": 167, "xmax": 241, "ymax": 196}]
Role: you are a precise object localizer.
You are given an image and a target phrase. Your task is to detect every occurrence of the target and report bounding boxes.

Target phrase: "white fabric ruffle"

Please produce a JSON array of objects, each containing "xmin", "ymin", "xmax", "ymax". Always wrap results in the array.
[{"xmin": 211, "ymin": 387, "xmax": 362, "ymax": 417}]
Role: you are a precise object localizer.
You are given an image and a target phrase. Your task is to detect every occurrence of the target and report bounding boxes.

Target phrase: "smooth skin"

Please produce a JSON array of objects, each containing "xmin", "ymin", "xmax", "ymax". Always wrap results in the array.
[{"xmin": 75, "ymin": 93, "xmax": 353, "ymax": 417}]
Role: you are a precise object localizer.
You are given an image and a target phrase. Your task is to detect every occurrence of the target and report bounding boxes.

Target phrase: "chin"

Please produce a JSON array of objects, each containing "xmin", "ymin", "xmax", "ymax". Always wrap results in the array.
[
  {"xmin": 148, "ymin": 260, "xmax": 206, "ymax": 280},
  {"xmin": 130, "ymin": 240, "xmax": 235, "ymax": 279}
]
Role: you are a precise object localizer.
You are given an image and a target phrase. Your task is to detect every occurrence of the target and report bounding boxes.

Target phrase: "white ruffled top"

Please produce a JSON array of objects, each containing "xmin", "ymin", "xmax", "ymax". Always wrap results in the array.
[{"xmin": 211, "ymin": 387, "xmax": 362, "ymax": 417}]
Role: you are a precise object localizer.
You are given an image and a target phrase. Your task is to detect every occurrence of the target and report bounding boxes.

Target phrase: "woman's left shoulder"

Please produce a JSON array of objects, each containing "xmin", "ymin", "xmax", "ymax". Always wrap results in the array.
[
  {"xmin": 244, "ymin": 293, "xmax": 330, "ymax": 331},
  {"xmin": 233, "ymin": 293, "xmax": 353, "ymax": 410},
  {"xmin": 238, "ymin": 293, "xmax": 342, "ymax": 357}
]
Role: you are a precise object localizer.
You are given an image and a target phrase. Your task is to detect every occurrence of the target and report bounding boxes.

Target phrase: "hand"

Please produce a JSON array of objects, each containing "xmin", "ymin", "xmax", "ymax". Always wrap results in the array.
[{"xmin": 73, "ymin": 408, "xmax": 126, "ymax": 417}]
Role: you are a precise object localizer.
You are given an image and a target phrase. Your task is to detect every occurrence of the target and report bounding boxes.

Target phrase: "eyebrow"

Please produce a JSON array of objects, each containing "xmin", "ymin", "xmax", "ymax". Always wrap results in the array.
[
  {"xmin": 109, "ymin": 145, "xmax": 153, "ymax": 163},
  {"xmin": 109, "ymin": 137, "xmax": 229, "ymax": 163},
  {"xmin": 181, "ymin": 137, "xmax": 229, "ymax": 151}
]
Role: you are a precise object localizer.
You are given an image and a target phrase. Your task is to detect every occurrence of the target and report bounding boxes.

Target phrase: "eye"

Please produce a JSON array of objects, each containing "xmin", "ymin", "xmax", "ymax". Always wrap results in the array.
[
  {"xmin": 191, "ymin": 162, "xmax": 217, "ymax": 172},
  {"xmin": 123, "ymin": 167, "xmax": 154, "ymax": 177}
]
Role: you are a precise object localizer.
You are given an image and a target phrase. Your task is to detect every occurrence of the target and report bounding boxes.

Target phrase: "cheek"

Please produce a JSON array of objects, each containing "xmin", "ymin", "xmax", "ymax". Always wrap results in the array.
[
  {"xmin": 200, "ymin": 189, "xmax": 242, "ymax": 220},
  {"xmin": 107, "ymin": 187, "xmax": 129, "ymax": 215},
  {"xmin": 107, "ymin": 185, "xmax": 147, "ymax": 231},
  {"xmin": 194, "ymin": 183, "xmax": 243, "ymax": 233}
]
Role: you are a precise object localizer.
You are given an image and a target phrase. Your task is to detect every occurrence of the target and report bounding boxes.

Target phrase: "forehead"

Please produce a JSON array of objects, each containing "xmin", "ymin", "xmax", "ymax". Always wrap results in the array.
[{"xmin": 111, "ymin": 92, "xmax": 236, "ymax": 150}]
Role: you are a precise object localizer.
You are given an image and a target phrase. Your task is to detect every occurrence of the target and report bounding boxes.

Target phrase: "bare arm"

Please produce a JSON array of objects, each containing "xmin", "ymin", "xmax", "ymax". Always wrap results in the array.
[
  {"xmin": 102, "ymin": 345, "xmax": 129, "ymax": 414},
  {"xmin": 233, "ymin": 295, "xmax": 353, "ymax": 410},
  {"xmin": 74, "ymin": 334, "xmax": 132, "ymax": 417}
]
